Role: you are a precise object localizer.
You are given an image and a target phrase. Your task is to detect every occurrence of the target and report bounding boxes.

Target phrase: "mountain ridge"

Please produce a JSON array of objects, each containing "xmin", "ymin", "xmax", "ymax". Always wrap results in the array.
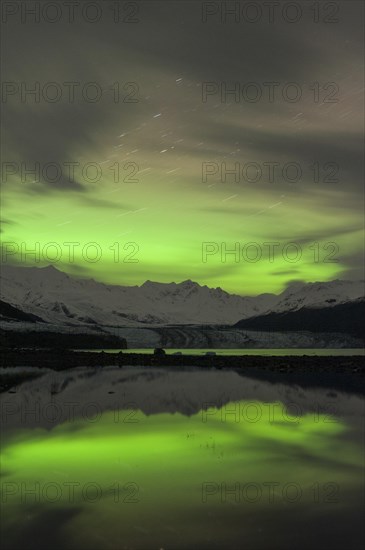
[
  {"xmin": 0, "ymin": 264, "xmax": 364, "ymax": 328},
  {"xmin": 235, "ymin": 298, "xmax": 365, "ymax": 338}
]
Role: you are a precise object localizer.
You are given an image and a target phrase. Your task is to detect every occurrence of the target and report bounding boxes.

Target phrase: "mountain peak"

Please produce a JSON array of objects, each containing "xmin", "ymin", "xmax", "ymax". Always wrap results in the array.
[
  {"xmin": 41, "ymin": 264, "xmax": 59, "ymax": 272},
  {"xmin": 180, "ymin": 279, "xmax": 200, "ymax": 288},
  {"xmin": 141, "ymin": 278, "xmax": 201, "ymax": 289},
  {"xmin": 141, "ymin": 279, "xmax": 158, "ymax": 287}
]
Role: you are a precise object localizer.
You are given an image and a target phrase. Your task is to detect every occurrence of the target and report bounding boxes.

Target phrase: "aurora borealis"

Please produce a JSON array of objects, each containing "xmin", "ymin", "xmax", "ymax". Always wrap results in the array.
[
  {"xmin": 1, "ymin": 1, "xmax": 364, "ymax": 295},
  {"xmin": 1, "ymin": 399, "xmax": 364, "ymax": 549}
]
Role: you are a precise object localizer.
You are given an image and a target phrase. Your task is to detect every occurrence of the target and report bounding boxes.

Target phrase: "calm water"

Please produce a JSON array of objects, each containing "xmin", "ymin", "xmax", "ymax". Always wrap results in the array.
[
  {"xmin": 1, "ymin": 367, "xmax": 364, "ymax": 549},
  {"xmin": 80, "ymin": 348, "xmax": 365, "ymax": 356}
]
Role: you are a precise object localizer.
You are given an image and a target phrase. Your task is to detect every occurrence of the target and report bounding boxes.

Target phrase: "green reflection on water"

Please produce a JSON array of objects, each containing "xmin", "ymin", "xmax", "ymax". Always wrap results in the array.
[{"xmin": 1, "ymin": 401, "xmax": 363, "ymax": 550}]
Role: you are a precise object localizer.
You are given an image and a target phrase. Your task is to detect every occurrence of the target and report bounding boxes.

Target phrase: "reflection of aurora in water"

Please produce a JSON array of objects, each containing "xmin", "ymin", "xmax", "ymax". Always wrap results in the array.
[{"xmin": 1, "ymin": 399, "xmax": 364, "ymax": 550}]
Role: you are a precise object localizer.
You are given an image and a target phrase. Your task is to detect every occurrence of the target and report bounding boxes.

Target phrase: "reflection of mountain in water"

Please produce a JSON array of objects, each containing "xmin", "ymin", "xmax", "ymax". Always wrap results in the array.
[
  {"xmin": 1, "ymin": 367, "xmax": 364, "ymax": 550},
  {"xmin": 1, "ymin": 366, "xmax": 364, "ymax": 431}
]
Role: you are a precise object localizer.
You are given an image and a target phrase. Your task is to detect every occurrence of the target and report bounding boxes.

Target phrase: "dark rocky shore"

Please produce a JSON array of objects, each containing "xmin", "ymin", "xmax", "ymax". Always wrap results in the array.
[{"xmin": 1, "ymin": 349, "xmax": 364, "ymax": 395}]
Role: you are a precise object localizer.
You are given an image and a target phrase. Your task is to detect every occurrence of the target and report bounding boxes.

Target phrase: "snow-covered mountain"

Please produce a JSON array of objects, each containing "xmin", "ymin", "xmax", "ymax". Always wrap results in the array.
[
  {"xmin": 269, "ymin": 279, "xmax": 365, "ymax": 313},
  {"xmin": 0, "ymin": 264, "xmax": 364, "ymax": 327}
]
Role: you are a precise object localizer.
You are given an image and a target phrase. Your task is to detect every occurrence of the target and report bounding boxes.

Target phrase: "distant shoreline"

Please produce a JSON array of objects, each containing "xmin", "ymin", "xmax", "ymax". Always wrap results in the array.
[{"xmin": 1, "ymin": 350, "xmax": 364, "ymax": 395}]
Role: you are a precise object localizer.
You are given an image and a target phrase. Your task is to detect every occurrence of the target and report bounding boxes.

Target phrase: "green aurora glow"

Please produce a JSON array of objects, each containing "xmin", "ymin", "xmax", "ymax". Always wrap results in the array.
[
  {"xmin": 1, "ymin": 2, "xmax": 364, "ymax": 295},
  {"xmin": 1, "ymin": 401, "xmax": 363, "ymax": 548}
]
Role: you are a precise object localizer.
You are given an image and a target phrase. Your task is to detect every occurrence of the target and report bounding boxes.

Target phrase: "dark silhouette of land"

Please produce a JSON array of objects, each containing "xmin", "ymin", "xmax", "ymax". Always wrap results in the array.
[
  {"xmin": 1, "ymin": 348, "xmax": 364, "ymax": 395},
  {"xmin": 235, "ymin": 300, "xmax": 365, "ymax": 338}
]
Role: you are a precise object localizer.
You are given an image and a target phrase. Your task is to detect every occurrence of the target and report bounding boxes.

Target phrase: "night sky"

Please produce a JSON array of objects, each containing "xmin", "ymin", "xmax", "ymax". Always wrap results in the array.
[{"xmin": 1, "ymin": 0, "xmax": 364, "ymax": 294}]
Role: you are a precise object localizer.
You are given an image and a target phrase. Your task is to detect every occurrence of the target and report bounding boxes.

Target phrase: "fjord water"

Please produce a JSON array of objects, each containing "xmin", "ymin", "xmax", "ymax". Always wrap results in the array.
[{"xmin": 1, "ymin": 367, "xmax": 364, "ymax": 550}]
